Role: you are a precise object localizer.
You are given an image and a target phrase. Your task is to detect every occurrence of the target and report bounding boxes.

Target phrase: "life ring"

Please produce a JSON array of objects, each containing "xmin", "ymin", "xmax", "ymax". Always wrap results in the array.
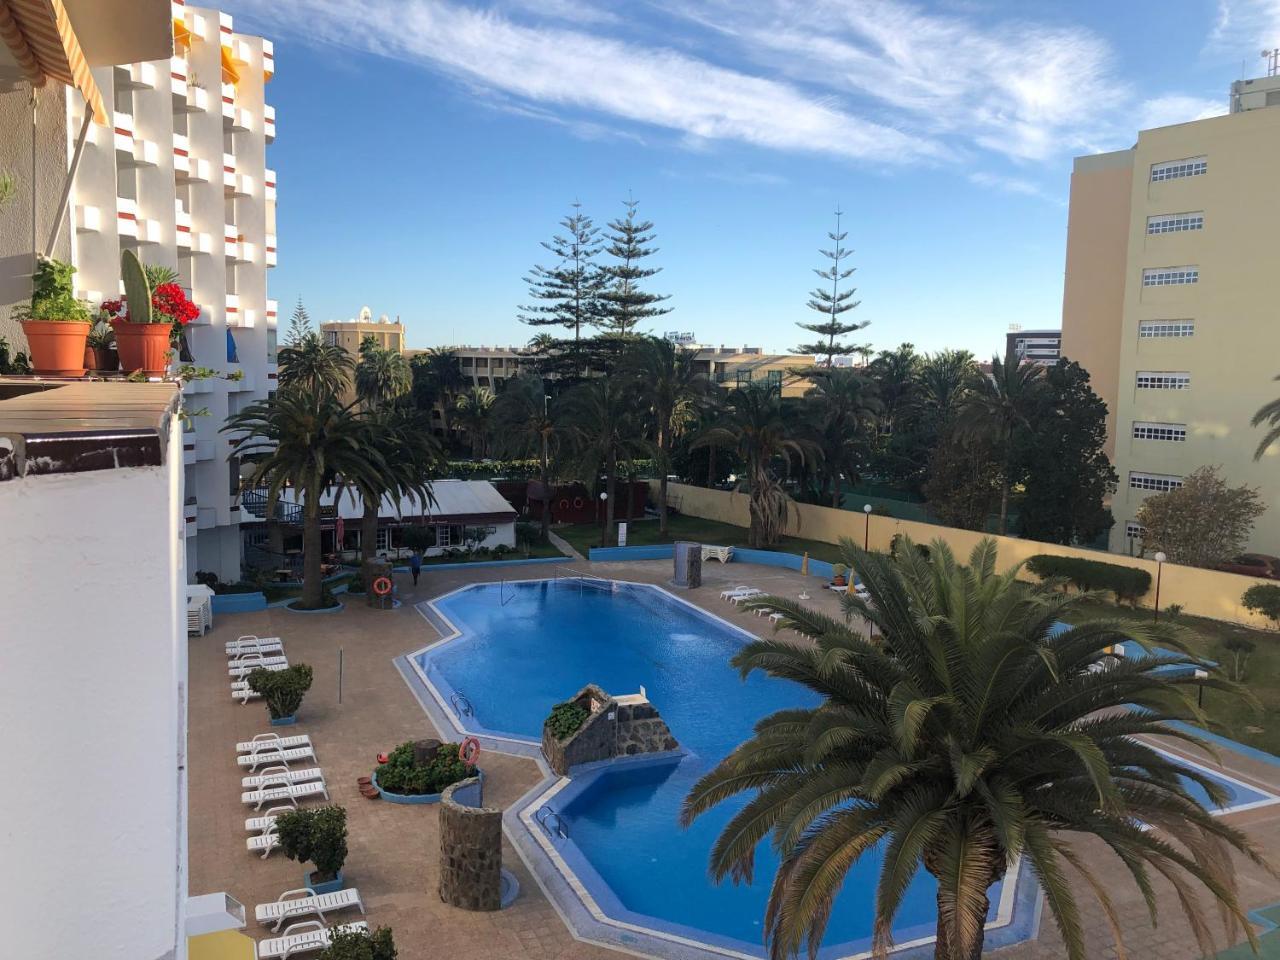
[
  {"xmin": 459, "ymin": 736, "xmax": 481, "ymax": 766},
  {"xmin": 372, "ymin": 576, "xmax": 393, "ymax": 597},
  {"xmin": 573, "ymin": 496, "xmax": 584, "ymax": 509},
  {"xmin": 558, "ymin": 498, "xmax": 570, "ymax": 512}
]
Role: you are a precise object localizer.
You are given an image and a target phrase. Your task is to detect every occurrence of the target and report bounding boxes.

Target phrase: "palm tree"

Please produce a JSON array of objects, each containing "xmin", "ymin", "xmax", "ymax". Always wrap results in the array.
[
  {"xmin": 959, "ymin": 347, "xmax": 1043, "ymax": 534},
  {"xmin": 223, "ymin": 390, "xmax": 389, "ymax": 609},
  {"xmin": 1250, "ymin": 374, "xmax": 1280, "ymax": 459},
  {"xmin": 623, "ymin": 336, "xmax": 709, "ymax": 535},
  {"xmin": 684, "ymin": 537, "xmax": 1271, "ymax": 960},
  {"xmin": 277, "ymin": 332, "xmax": 354, "ymax": 397},
  {"xmin": 454, "ymin": 386, "xmax": 495, "ymax": 458},
  {"xmin": 867, "ymin": 343, "xmax": 921, "ymax": 436},
  {"xmin": 491, "ymin": 373, "xmax": 561, "ymax": 541},
  {"xmin": 803, "ymin": 367, "xmax": 881, "ymax": 507},
  {"xmin": 354, "ymin": 337, "xmax": 411, "ymax": 408},
  {"xmin": 918, "ymin": 349, "xmax": 976, "ymax": 425},
  {"xmin": 561, "ymin": 377, "xmax": 648, "ymax": 546},
  {"xmin": 418, "ymin": 347, "xmax": 467, "ymax": 441},
  {"xmin": 693, "ymin": 385, "xmax": 817, "ymax": 548}
]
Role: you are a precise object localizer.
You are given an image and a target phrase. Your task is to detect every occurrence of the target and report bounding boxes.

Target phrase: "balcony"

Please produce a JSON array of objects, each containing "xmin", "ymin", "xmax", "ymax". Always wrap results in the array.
[
  {"xmin": 116, "ymin": 197, "xmax": 139, "ymax": 239},
  {"xmin": 229, "ymin": 172, "xmax": 254, "ymax": 197},
  {"xmin": 232, "ymin": 370, "xmax": 256, "ymax": 392},
  {"xmin": 264, "ymin": 104, "xmax": 275, "ymax": 142},
  {"xmin": 177, "ymin": 156, "xmax": 210, "ymax": 184},
  {"xmin": 184, "ymin": 496, "xmax": 199, "ymax": 534},
  {"xmin": 220, "ymin": 83, "xmax": 236, "ymax": 121},
  {"xmin": 222, "ymin": 152, "xmax": 236, "ymax": 189},
  {"xmin": 227, "ymin": 105, "xmax": 252, "ymax": 133},
  {"xmin": 180, "ymin": 84, "xmax": 209, "ymax": 113},
  {"xmin": 189, "ymin": 231, "xmax": 213, "ymax": 255},
  {"xmin": 218, "ymin": 11, "xmax": 233, "ymax": 37},
  {"xmin": 266, "ymin": 299, "xmax": 278, "ymax": 327},
  {"xmin": 126, "ymin": 137, "xmax": 160, "ymax": 168},
  {"xmin": 170, "ymin": 55, "xmax": 188, "ymax": 97},
  {"xmin": 223, "ymin": 224, "xmax": 239, "ymax": 260},
  {"xmin": 133, "ymin": 218, "xmax": 161, "ymax": 244},
  {"xmin": 120, "ymin": 61, "xmax": 157, "ymax": 89},
  {"xmin": 265, "ymin": 234, "xmax": 276, "ymax": 267},
  {"xmin": 264, "ymin": 169, "xmax": 276, "ymax": 201},
  {"xmin": 225, "ymin": 293, "xmax": 240, "ymax": 324},
  {"xmin": 183, "ymin": 442, "xmax": 197, "ymax": 466},
  {"xmin": 175, "ymin": 201, "xmax": 192, "ymax": 249},
  {"xmin": 172, "ymin": 133, "xmax": 190, "ymax": 174},
  {"xmin": 112, "ymin": 110, "xmax": 135, "ymax": 153},
  {"xmin": 75, "ymin": 204, "xmax": 101, "ymax": 233},
  {"xmin": 263, "ymin": 39, "xmax": 274, "ymax": 80},
  {"xmin": 236, "ymin": 240, "xmax": 255, "ymax": 264}
]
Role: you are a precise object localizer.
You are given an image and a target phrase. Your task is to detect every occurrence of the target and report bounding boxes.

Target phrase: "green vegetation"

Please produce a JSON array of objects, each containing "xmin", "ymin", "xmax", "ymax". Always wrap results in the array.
[
  {"xmin": 685, "ymin": 537, "xmax": 1267, "ymax": 960},
  {"xmin": 1242, "ymin": 583, "xmax": 1280, "ymax": 629},
  {"xmin": 318, "ymin": 926, "xmax": 397, "ymax": 960},
  {"xmin": 1025, "ymin": 554, "xmax": 1152, "ymax": 604},
  {"xmin": 554, "ymin": 514, "xmax": 845, "ymax": 563},
  {"xmin": 545, "ymin": 701, "xmax": 590, "ymax": 740},
  {"xmin": 275, "ymin": 805, "xmax": 347, "ymax": 883},
  {"xmin": 1135, "ymin": 465, "xmax": 1266, "ymax": 568},
  {"xmin": 375, "ymin": 741, "xmax": 470, "ymax": 796},
  {"xmin": 13, "ymin": 257, "xmax": 90, "ymax": 322},
  {"xmin": 246, "ymin": 663, "xmax": 313, "ymax": 721}
]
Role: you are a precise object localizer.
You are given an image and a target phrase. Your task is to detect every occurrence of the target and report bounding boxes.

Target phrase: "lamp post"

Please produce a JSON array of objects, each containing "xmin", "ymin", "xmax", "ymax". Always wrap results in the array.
[
  {"xmin": 599, "ymin": 491, "xmax": 609, "ymax": 547},
  {"xmin": 1153, "ymin": 551, "xmax": 1167, "ymax": 621},
  {"xmin": 1194, "ymin": 667, "xmax": 1209, "ymax": 709},
  {"xmin": 863, "ymin": 503, "xmax": 873, "ymax": 550}
]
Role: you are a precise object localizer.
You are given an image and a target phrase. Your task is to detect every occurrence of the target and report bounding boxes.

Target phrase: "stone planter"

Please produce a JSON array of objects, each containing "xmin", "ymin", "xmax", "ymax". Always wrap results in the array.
[
  {"xmin": 306, "ymin": 870, "xmax": 344, "ymax": 895},
  {"xmin": 21, "ymin": 320, "xmax": 90, "ymax": 376},
  {"xmin": 269, "ymin": 714, "xmax": 297, "ymax": 727},
  {"xmin": 371, "ymin": 768, "xmax": 483, "ymax": 805}
]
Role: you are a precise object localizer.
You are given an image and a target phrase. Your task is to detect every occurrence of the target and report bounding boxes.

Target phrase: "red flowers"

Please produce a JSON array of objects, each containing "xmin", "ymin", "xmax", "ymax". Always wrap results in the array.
[{"xmin": 100, "ymin": 284, "xmax": 201, "ymax": 326}]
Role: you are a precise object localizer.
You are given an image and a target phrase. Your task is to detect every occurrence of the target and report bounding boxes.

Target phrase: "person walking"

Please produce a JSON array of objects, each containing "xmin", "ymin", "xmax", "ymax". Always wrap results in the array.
[{"xmin": 410, "ymin": 551, "xmax": 422, "ymax": 587}]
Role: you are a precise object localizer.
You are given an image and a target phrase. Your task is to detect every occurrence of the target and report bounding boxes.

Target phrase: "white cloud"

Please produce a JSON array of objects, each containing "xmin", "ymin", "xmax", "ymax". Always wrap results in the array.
[
  {"xmin": 1210, "ymin": 0, "xmax": 1280, "ymax": 50},
  {"xmin": 967, "ymin": 171, "xmax": 1061, "ymax": 204},
  {"xmin": 1138, "ymin": 95, "xmax": 1228, "ymax": 131}
]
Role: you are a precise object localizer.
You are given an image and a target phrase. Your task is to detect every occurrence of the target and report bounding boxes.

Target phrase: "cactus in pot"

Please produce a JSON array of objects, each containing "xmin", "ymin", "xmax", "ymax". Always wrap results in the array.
[{"xmin": 111, "ymin": 249, "xmax": 169, "ymax": 377}]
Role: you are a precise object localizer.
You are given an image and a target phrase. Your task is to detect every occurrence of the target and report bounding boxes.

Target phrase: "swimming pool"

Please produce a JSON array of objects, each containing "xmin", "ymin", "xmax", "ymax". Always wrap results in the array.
[{"xmin": 410, "ymin": 578, "xmax": 1277, "ymax": 960}]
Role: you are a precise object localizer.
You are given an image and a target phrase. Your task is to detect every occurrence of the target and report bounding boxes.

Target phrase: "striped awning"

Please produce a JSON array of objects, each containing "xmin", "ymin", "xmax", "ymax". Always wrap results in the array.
[{"xmin": 0, "ymin": 0, "xmax": 106, "ymax": 123}]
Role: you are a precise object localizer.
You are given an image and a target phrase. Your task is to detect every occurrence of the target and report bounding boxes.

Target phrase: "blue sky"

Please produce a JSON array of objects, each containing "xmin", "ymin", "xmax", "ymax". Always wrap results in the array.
[{"xmin": 228, "ymin": 0, "xmax": 1280, "ymax": 355}]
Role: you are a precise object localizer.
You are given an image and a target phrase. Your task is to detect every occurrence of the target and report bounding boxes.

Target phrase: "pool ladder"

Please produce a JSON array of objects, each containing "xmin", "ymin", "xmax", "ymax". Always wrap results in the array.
[
  {"xmin": 450, "ymin": 692, "xmax": 475, "ymax": 717},
  {"xmin": 535, "ymin": 804, "xmax": 569, "ymax": 840}
]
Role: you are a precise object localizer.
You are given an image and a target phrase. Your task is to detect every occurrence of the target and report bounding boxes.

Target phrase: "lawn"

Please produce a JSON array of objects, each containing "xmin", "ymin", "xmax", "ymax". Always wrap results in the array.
[
  {"xmin": 1060, "ymin": 598, "xmax": 1280, "ymax": 757},
  {"xmin": 554, "ymin": 513, "xmax": 850, "ymax": 564}
]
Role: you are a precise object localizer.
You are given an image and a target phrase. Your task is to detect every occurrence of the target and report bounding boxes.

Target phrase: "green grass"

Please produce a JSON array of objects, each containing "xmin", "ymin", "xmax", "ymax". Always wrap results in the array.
[
  {"xmin": 1060, "ymin": 598, "xmax": 1280, "ymax": 757},
  {"xmin": 555, "ymin": 514, "xmax": 849, "ymax": 564},
  {"xmin": 1214, "ymin": 903, "xmax": 1280, "ymax": 959}
]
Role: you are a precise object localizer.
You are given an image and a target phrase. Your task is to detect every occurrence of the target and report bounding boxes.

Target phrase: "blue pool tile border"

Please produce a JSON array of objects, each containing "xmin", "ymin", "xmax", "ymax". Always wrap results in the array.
[
  {"xmin": 1165, "ymin": 720, "xmax": 1280, "ymax": 769},
  {"xmin": 587, "ymin": 544, "xmax": 838, "ymax": 581}
]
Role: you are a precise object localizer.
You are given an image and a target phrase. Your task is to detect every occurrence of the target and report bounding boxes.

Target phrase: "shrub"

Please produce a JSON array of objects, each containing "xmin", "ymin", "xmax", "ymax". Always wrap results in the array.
[
  {"xmin": 275, "ymin": 805, "xmax": 348, "ymax": 883},
  {"xmin": 546, "ymin": 701, "xmax": 589, "ymax": 741},
  {"xmin": 318, "ymin": 926, "xmax": 397, "ymax": 960},
  {"xmin": 247, "ymin": 663, "xmax": 313, "ymax": 720},
  {"xmin": 399, "ymin": 525, "xmax": 433, "ymax": 553},
  {"xmin": 1223, "ymin": 637, "xmax": 1257, "ymax": 681},
  {"xmin": 1025, "ymin": 555, "xmax": 1152, "ymax": 604},
  {"xmin": 1164, "ymin": 603, "xmax": 1184, "ymax": 622},
  {"xmin": 375, "ymin": 741, "xmax": 470, "ymax": 796},
  {"xmin": 1242, "ymin": 583, "xmax": 1280, "ymax": 629}
]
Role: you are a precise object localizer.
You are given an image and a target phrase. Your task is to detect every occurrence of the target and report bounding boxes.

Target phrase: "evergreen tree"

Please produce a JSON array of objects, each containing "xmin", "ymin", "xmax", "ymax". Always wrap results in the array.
[
  {"xmin": 519, "ymin": 201, "xmax": 604, "ymax": 342},
  {"xmin": 794, "ymin": 209, "xmax": 868, "ymax": 365},
  {"xmin": 599, "ymin": 198, "xmax": 670, "ymax": 336},
  {"xmin": 284, "ymin": 297, "xmax": 312, "ymax": 347}
]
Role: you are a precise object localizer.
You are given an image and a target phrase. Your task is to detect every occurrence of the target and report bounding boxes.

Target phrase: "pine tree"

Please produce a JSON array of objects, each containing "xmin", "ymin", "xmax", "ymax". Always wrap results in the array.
[
  {"xmin": 519, "ymin": 202, "xmax": 605, "ymax": 341},
  {"xmin": 599, "ymin": 197, "xmax": 670, "ymax": 336},
  {"xmin": 285, "ymin": 297, "xmax": 312, "ymax": 347},
  {"xmin": 795, "ymin": 209, "xmax": 868, "ymax": 365}
]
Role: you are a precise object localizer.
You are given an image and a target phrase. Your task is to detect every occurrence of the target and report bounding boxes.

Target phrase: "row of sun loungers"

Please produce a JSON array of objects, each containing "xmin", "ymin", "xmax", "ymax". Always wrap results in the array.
[{"xmin": 229, "ymin": 636, "xmax": 285, "ymax": 703}]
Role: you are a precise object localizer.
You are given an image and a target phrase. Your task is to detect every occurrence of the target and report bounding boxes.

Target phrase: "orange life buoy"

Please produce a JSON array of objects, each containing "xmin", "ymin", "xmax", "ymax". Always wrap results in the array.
[
  {"xmin": 459, "ymin": 736, "xmax": 481, "ymax": 766},
  {"xmin": 558, "ymin": 498, "xmax": 570, "ymax": 512},
  {"xmin": 573, "ymin": 496, "xmax": 584, "ymax": 509},
  {"xmin": 372, "ymin": 576, "xmax": 393, "ymax": 596}
]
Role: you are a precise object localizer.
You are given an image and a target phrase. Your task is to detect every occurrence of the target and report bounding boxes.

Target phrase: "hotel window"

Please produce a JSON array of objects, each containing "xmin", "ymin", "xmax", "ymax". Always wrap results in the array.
[
  {"xmin": 736, "ymin": 369, "xmax": 754, "ymax": 385},
  {"xmin": 1142, "ymin": 266, "xmax": 1198, "ymax": 286},
  {"xmin": 1129, "ymin": 472, "xmax": 1183, "ymax": 493},
  {"xmin": 1150, "ymin": 157, "xmax": 1206, "ymax": 182},
  {"xmin": 1136, "ymin": 371, "xmax": 1190, "ymax": 390},
  {"xmin": 1139, "ymin": 320, "xmax": 1194, "ymax": 339},
  {"xmin": 1125, "ymin": 521, "xmax": 1146, "ymax": 540},
  {"xmin": 1146, "ymin": 212, "xmax": 1203, "ymax": 234},
  {"xmin": 1132, "ymin": 421, "xmax": 1187, "ymax": 441},
  {"xmin": 375, "ymin": 527, "xmax": 389, "ymax": 550}
]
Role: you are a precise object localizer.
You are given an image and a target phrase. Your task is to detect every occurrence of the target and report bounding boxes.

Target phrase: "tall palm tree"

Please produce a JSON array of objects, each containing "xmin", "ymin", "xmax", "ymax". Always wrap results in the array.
[
  {"xmin": 419, "ymin": 347, "xmax": 467, "ymax": 441},
  {"xmin": 623, "ymin": 336, "xmax": 710, "ymax": 535},
  {"xmin": 693, "ymin": 385, "xmax": 817, "ymax": 548},
  {"xmin": 277, "ymin": 332, "xmax": 354, "ymax": 397},
  {"xmin": 867, "ymin": 343, "xmax": 921, "ymax": 436},
  {"xmin": 1250, "ymin": 374, "xmax": 1280, "ymax": 459},
  {"xmin": 959, "ymin": 347, "xmax": 1043, "ymax": 534},
  {"xmin": 354, "ymin": 338, "xmax": 411, "ymax": 408},
  {"xmin": 561, "ymin": 376, "xmax": 647, "ymax": 546},
  {"xmin": 803, "ymin": 367, "xmax": 881, "ymax": 507},
  {"xmin": 223, "ymin": 390, "xmax": 388, "ymax": 609},
  {"xmin": 684, "ymin": 537, "xmax": 1271, "ymax": 960},
  {"xmin": 491, "ymin": 373, "xmax": 561, "ymax": 541},
  {"xmin": 454, "ymin": 386, "xmax": 495, "ymax": 458},
  {"xmin": 918, "ymin": 349, "xmax": 977, "ymax": 425}
]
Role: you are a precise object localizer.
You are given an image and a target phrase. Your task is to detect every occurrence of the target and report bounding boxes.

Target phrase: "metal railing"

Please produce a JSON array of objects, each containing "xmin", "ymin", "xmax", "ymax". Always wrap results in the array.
[
  {"xmin": 534, "ymin": 804, "xmax": 568, "ymax": 840},
  {"xmin": 449, "ymin": 691, "xmax": 475, "ymax": 717}
]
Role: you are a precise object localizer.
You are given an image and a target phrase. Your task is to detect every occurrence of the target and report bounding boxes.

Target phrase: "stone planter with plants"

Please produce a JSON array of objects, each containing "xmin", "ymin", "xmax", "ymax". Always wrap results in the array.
[
  {"xmin": 100, "ymin": 249, "xmax": 199, "ymax": 377},
  {"xmin": 831, "ymin": 563, "xmax": 848, "ymax": 587},
  {"xmin": 372, "ymin": 740, "xmax": 474, "ymax": 803},
  {"xmin": 275, "ymin": 804, "xmax": 348, "ymax": 894},
  {"xmin": 316, "ymin": 925, "xmax": 397, "ymax": 960},
  {"xmin": 13, "ymin": 257, "xmax": 92, "ymax": 376},
  {"xmin": 246, "ymin": 663, "xmax": 313, "ymax": 725}
]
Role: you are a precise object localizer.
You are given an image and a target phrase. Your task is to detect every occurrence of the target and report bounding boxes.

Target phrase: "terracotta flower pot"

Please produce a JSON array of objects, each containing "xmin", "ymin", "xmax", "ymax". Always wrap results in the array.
[
  {"xmin": 84, "ymin": 345, "xmax": 118, "ymax": 372},
  {"xmin": 21, "ymin": 320, "xmax": 90, "ymax": 377},
  {"xmin": 114, "ymin": 322, "xmax": 173, "ymax": 377}
]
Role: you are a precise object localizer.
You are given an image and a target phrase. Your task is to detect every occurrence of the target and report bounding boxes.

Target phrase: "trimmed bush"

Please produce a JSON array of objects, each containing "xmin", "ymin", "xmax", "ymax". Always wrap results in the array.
[
  {"xmin": 318, "ymin": 926, "xmax": 397, "ymax": 960},
  {"xmin": 546, "ymin": 701, "xmax": 589, "ymax": 741},
  {"xmin": 1025, "ymin": 555, "xmax": 1152, "ymax": 604},
  {"xmin": 276, "ymin": 805, "xmax": 348, "ymax": 883},
  {"xmin": 375, "ymin": 741, "xmax": 470, "ymax": 796},
  {"xmin": 1242, "ymin": 583, "xmax": 1280, "ymax": 629},
  {"xmin": 247, "ymin": 663, "xmax": 313, "ymax": 720}
]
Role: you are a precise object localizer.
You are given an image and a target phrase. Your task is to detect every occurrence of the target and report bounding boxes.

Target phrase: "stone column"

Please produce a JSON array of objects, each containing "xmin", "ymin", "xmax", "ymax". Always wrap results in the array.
[{"xmin": 438, "ymin": 778, "xmax": 502, "ymax": 911}]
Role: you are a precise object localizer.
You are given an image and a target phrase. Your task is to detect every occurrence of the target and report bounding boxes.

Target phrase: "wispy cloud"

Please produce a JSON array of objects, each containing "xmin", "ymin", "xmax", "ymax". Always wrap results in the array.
[
  {"xmin": 1138, "ymin": 95, "xmax": 1228, "ymax": 131},
  {"xmin": 1210, "ymin": 0, "xmax": 1280, "ymax": 49},
  {"xmin": 967, "ymin": 171, "xmax": 1062, "ymax": 205}
]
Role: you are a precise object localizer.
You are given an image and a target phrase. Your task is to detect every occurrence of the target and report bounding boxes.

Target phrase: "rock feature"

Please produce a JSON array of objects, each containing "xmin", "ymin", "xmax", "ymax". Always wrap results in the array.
[
  {"xmin": 541, "ymin": 684, "xmax": 680, "ymax": 776},
  {"xmin": 438, "ymin": 777, "xmax": 502, "ymax": 911}
]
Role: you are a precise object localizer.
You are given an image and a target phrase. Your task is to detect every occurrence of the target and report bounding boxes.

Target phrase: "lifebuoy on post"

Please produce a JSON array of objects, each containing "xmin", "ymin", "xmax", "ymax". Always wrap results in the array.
[
  {"xmin": 558, "ymin": 498, "xmax": 570, "ymax": 512},
  {"xmin": 459, "ymin": 736, "xmax": 481, "ymax": 766},
  {"xmin": 372, "ymin": 576, "xmax": 393, "ymax": 597},
  {"xmin": 573, "ymin": 496, "xmax": 584, "ymax": 510}
]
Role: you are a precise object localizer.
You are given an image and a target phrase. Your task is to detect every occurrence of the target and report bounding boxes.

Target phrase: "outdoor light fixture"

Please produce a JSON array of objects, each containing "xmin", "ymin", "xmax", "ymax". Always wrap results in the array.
[
  {"xmin": 1153, "ymin": 551, "xmax": 1167, "ymax": 621},
  {"xmin": 862, "ymin": 503, "xmax": 873, "ymax": 549}
]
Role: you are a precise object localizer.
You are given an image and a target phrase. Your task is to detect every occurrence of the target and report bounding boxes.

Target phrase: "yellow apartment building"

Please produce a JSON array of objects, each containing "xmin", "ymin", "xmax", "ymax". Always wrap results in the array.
[
  {"xmin": 1061, "ymin": 71, "xmax": 1280, "ymax": 556},
  {"xmin": 320, "ymin": 306, "xmax": 405, "ymax": 355}
]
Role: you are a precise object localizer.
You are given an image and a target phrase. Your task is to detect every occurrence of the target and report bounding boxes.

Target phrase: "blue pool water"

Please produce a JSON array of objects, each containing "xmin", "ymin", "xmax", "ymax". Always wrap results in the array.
[{"xmin": 417, "ymin": 580, "xmax": 1274, "ymax": 958}]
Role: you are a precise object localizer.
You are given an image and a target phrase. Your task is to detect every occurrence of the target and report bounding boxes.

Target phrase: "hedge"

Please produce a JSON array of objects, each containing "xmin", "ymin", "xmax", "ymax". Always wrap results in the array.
[
  {"xmin": 444, "ymin": 458, "xmax": 654, "ymax": 480},
  {"xmin": 1025, "ymin": 554, "xmax": 1152, "ymax": 604}
]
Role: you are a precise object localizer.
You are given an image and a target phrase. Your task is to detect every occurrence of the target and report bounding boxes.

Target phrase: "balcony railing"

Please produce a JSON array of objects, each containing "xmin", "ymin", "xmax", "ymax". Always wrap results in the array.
[
  {"xmin": 264, "ymin": 168, "xmax": 276, "ymax": 201},
  {"xmin": 264, "ymin": 104, "xmax": 275, "ymax": 141},
  {"xmin": 265, "ymin": 234, "xmax": 276, "ymax": 267},
  {"xmin": 222, "ymin": 152, "xmax": 236, "ymax": 188}
]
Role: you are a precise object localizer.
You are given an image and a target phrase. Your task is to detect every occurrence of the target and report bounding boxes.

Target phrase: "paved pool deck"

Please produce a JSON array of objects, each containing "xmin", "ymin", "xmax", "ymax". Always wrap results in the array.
[{"xmin": 188, "ymin": 558, "xmax": 1280, "ymax": 960}]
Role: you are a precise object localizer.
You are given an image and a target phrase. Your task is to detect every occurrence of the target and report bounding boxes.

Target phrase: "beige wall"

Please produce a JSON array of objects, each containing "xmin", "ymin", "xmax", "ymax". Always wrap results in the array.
[
  {"xmin": 657, "ymin": 481, "xmax": 1277, "ymax": 628},
  {"xmin": 1107, "ymin": 107, "xmax": 1280, "ymax": 554},
  {"xmin": 1060, "ymin": 150, "xmax": 1133, "ymax": 458},
  {"xmin": 322, "ymin": 321, "xmax": 405, "ymax": 355}
]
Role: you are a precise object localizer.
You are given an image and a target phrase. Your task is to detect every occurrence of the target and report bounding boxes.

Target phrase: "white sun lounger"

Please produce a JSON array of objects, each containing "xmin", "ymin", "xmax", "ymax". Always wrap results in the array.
[
  {"xmin": 729, "ymin": 589, "xmax": 764, "ymax": 605},
  {"xmin": 237, "ymin": 745, "xmax": 316, "ymax": 771},
  {"xmin": 257, "ymin": 921, "xmax": 368, "ymax": 960},
  {"xmin": 230, "ymin": 682, "xmax": 262, "ymax": 703},
  {"xmin": 246, "ymin": 802, "xmax": 298, "ymax": 834},
  {"xmin": 229, "ymin": 656, "xmax": 288, "ymax": 676},
  {"xmin": 719, "ymin": 585, "xmax": 755, "ymax": 600},
  {"xmin": 702, "ymin": 545, "xmax": 733, "ymax": 563},
  {"xmin": 226, "ymin": 635, "xmax": 283, "ymax": 654},
  {"xmin": 256, "ymin": 888, "xmax": 366, "ymax": 932},
  {"xmin": 242, "ymin": 778, "xmax": 330, "ymax": 809},
  {"xmin": 248, "ymin": 830, "xmax": 281, "ymax": 859},
  {"xmin": 242, "ymin": 766, "xmax": 325, "ymax": 790},
  {"xmin": 238, "ymin": 733, "xmax": 313, "ymax": 755}
]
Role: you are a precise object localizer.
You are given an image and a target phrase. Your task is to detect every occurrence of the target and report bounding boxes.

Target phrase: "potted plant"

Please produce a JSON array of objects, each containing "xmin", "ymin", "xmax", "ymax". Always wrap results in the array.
[
  {"xmin": 275, "ymin": 805, "xmax": 348, "ymax": 894},
  {"xmin": 101, "ymin": 250, "xmax": 199, "ymax": 377},
  {"xmin": 84, "ymin": 316, "xmax": 118, "ymax": 372},
  {"xmin": 13, "ymin": 257, "xmax": 92, "ymax": 376},
  {"xmin": 246, "ymin": 663, "xmax": 313, "ymax": 725},
  {"xmin": 831, "ymin": 563, "xmax": 848, "ymax": 587},
  {"xmin": 372, "ymin": 741, "xmax": 473, "ymax": 802}
]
